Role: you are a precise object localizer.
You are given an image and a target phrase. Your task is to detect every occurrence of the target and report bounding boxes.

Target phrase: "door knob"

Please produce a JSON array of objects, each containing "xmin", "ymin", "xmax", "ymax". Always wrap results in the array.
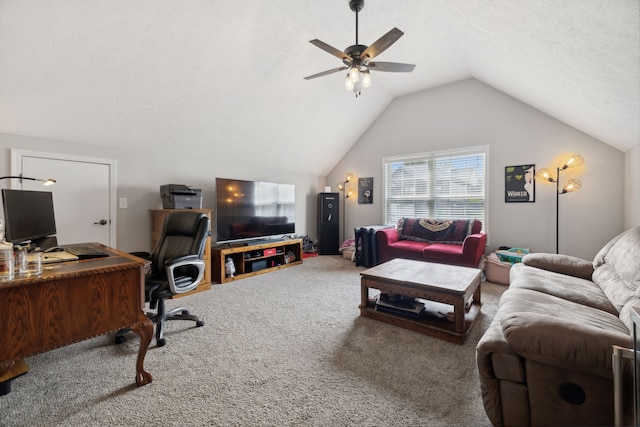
[{"xmin": 94, "ymin": 219, "xmax": 108, "ymax": 225}]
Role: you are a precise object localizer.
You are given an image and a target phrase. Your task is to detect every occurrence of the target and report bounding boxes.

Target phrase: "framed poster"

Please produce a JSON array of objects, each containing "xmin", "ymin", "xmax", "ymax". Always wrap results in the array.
[
  {"xmin": 358, "ymin": 177, "xmax": 373, "ymax": 204},
  {"xmin": 505, "ymin": 164, "xmax": 535, "ymax": 202}
]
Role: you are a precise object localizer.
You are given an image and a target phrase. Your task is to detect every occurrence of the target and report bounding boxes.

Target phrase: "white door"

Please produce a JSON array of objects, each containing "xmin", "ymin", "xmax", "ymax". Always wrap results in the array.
[{"xmin": 11, "ymin": 150, "xmax": 116, "ymax": 247}]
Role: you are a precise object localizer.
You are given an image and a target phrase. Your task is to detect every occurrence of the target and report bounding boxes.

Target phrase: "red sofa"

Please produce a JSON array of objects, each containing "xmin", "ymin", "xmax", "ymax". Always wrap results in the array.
[{"xmin": 376, "ymin": 218, "xmax": 486, "ymax": 268}]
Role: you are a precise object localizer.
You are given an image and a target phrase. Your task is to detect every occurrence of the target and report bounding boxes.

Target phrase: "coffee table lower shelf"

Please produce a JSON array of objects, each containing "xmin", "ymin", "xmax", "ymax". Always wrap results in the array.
[{"xmin": 359, "ymin": 299, "xmax": 482, "ymax": 345}]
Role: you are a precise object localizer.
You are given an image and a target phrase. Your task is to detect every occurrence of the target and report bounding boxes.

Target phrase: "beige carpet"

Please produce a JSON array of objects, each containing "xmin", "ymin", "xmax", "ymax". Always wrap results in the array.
[{"xmin": 0, "ymin": 255, "xmax": 506, "ymax": 426}]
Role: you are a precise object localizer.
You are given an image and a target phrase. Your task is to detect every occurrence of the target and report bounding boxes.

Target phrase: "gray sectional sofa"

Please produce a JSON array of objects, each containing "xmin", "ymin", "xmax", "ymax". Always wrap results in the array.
[{"xmin": 477, "ymin": 226, "xmax": 640, "ymax": 426}]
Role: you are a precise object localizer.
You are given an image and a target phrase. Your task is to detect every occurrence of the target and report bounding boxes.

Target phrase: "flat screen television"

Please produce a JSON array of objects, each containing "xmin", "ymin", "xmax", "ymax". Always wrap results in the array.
[
  {"xmin": 215, "ymin": 178, "xmax": 295, "ymax": 244},
  {"xmin": 2, "ymin": 189, "xmax": 58, "ymax": 248}
]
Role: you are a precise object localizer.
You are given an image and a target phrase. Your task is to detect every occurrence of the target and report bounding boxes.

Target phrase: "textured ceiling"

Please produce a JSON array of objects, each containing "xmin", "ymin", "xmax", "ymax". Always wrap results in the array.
[{"xmin": 0, "ymin": 0, "xmax": 638, "ymax": 176}]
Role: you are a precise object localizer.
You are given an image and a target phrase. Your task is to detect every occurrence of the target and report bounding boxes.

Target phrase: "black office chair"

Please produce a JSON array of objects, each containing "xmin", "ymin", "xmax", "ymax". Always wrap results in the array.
[{"xmin": 116, "ymin": 211, "xmax": 210, "ymax": 347}]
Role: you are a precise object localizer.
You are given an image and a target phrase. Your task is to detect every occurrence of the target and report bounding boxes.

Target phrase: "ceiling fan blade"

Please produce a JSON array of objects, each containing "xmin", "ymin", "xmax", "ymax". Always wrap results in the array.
[
  {"xmin": 309, "ymin": 39, "xmax": 351, "ymax": 62},
  {"xmin": 368, "ymin": 61, "xmax": 416, "ymax": 72},
  {"xmin": 303, "ymin": 66, "xmax": 348, "ymax": 80},
  {"xmin": 360, "ymin": 27, "xmax": 404, "ymax": 61}
]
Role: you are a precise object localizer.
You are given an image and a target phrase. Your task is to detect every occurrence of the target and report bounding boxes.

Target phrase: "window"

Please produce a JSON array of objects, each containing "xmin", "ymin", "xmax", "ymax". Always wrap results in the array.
[
  {"xmin": 254, "ymin": 181, "xmax": 295, "ymax": 219},
  {"xmin": 383, "ymin": 146, "xmax": 486, "ymax": 227}
]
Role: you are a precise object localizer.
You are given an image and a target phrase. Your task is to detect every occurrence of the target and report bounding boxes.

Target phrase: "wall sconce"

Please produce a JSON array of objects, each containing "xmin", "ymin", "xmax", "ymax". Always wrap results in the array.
[
  {"xmin": 535, "ymin": 154, "xmax": 584, "ymax": 254},
  {"xmin": 0, "ymin": 175, "xmax": 56, "ymax": 186},
  {"xmin": 337, "ymin": 172, "xmax": 355, "ymax": 241}
]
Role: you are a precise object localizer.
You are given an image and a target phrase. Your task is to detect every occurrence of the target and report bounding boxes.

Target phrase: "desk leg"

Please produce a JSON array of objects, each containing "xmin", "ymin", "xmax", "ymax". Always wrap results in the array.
[
  {"xmin": 0, "ymin": 359, "xmax": 29, "ymax": 396},
  {"xmin": 131, "ymin": 316, "xmax": 153, "ymax": 386}
]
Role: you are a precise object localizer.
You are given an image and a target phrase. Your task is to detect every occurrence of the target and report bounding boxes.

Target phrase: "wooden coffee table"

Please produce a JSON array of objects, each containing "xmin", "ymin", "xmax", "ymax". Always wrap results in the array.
[{"xmin": 359, "ymin": 258, "xmax": 482, "ymax": 344}]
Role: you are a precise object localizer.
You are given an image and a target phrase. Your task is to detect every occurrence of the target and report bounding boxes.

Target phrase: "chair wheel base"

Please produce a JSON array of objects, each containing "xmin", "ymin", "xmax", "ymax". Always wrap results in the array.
[
  {"xmin": 156, "ymin": 338, "xmax": 166, "ymax": 347},
  {"xmin": 196, "ymin": 320, "xmax": 205, "ymax": 327},
  {"xmin": 115, "ymin": 335, "xmax": 126, "ymax": 344}
]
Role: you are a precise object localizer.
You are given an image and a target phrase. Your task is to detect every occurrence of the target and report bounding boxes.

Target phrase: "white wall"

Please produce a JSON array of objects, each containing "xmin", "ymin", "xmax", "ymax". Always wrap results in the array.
[
  {"xmin": 626, "ymin": 144, "xmax": 640, "ymax": 229},
  {"xmin": 2, "ymin": 79, "xmax": 633, "ymax": 259},
  {"xmin": 0, "ymin": 133, "xmax": 324, "ymax": 252},
  {"xmin": 327, "ymin": 79, "xmax": 627, "ymax": 261}
]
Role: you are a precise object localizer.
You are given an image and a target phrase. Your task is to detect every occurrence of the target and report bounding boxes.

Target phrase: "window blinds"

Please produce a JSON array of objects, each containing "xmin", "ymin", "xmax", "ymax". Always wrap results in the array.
[{"xmin": 383, "ymin": 148, "xmax": 486, "ymax": 227}]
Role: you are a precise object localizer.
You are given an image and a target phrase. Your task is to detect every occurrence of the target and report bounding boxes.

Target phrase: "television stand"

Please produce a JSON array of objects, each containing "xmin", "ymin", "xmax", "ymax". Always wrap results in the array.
[
  {"xmin": 211, "ymin": 238, "xmax": 303, "ymax": 284},
  {"xmin": 246, "ymin": 237, "xmax": 284, "ymax": 246}
]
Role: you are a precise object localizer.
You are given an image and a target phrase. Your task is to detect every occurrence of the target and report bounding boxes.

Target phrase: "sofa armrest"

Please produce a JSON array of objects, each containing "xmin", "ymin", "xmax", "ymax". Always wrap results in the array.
[
  {"xmin": 501, "ymin": 312, "xmax": 632, "ymax": 379},
  {"xmin": 461, "ymin": 232, "xmax": 487, "ymax": 267},
  {"xmin": 376, "ymin": 228, "xmax": 399, "ymax": 263},
  {"xmin": 522, "ymin": 253, "xmax": 594, "ymax": 280}
]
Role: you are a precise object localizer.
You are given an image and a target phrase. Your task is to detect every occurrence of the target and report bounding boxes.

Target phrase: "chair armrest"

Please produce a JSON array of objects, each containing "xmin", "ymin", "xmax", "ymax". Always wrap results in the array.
[
  {"xmin": 164, "ymin": 255, "xmax": 205, "ymax": 294},
  {"xmin": 376, "ymin": 228, "xmax": 400, "ymax": 263},
  {"xmin": 164, "ymin": 254, "xmax": 200, "ymax": 266},
  {"xmin": 522, "ymin": 253, "xmax": 593, "ymax": 280},
  {"xmin": 501, "ymin": 312, "xmax": 632, "ymax": 379},
  {"xmin": 461, "ymin": 233, "xmax": 487, "ymax": 267}
]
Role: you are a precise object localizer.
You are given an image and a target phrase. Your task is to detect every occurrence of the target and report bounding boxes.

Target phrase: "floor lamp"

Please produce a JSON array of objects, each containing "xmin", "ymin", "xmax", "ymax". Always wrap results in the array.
[
  {"xmin": 337, "ymin": 173, "xmax": 354, "ymax": 242},
  {"xmin": 535, "ymin": 154, "xmax": 583, "ymax": 254}
]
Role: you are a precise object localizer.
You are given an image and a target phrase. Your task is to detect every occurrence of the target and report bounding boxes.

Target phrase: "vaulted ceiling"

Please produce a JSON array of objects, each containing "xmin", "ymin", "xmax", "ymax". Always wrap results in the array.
[{"xmin": 1, "ymin": 0, "xmax": 638, "ymax": 176}]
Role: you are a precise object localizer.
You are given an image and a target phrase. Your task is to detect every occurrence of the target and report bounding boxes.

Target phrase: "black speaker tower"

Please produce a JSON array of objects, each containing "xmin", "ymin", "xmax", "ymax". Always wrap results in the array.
[{"xmin": 317, "ymin": 193, "xmax": 340, "ymax": 255}]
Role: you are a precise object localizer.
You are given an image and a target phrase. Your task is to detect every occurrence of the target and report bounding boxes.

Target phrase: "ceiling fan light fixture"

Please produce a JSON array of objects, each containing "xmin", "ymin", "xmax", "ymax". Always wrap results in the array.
[
  {"xmin": 349, "ymin": 67, "xmax": 360, "ymax": 83},
  {"xmin": 305, "ymin": 0, "xmax": 415, "ymax": 97},
  {"xmin": 362, "ymin": 70, "xmax": 372, "ymax": 88},
  {"xmin": 345, "ymin": 73, "xmax": 355, "ymax": 91}
]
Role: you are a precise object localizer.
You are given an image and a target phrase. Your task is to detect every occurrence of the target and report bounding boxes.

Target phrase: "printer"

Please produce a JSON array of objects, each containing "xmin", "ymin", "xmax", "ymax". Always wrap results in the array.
[{"xmin": 160, "ymin": 184, "xmax": 203, "ymax": 209}]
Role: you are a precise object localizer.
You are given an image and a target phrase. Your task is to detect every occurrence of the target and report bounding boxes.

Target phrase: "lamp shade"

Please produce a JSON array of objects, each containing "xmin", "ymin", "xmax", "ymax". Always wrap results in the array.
[
  {"xmin": 348, "ymin": 67, "xmax": 359, "ymax": 83},
  {"xmin": 535, "ymin": 168, "xmax": 554, "ymax": 182},
  {"xmin": 563, "ymin": 154, "xmax": 584, "ymax": 169},
  {"xmin": 361, "ymin": 71, "xmax": 372, "ymax": 88},
  {"xmin": 562, "ymin": 179, "xmax": 581, "ymax": 193},
  {"xmin": 345, "ymin": 75, "xmax": 354, "ymax": 91}
]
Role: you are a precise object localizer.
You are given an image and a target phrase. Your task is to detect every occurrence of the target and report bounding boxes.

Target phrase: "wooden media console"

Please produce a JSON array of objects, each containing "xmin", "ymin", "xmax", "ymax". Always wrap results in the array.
[{"xmin": 211, "ymin": 239, "xmax": 303, "ymax": 284}]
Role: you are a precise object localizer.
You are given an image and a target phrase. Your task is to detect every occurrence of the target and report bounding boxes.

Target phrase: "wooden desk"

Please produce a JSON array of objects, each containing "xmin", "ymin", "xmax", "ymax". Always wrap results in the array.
[{"xmin": 0, "ymin": 244, "xmax": 153, "ymax": 393}]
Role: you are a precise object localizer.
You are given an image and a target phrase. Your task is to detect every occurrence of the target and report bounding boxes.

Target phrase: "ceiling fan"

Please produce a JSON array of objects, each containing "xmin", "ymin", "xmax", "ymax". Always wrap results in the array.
[{"xmin": 304, "ymin": 0, "xmax": 416, "ymax": 97}]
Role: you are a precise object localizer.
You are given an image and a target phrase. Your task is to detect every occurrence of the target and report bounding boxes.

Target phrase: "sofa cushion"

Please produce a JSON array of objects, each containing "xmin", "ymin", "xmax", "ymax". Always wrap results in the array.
[
  {"xmin": 592, "ymin": 227, "xmax": 640, "ymax": 313},
  {"xmin": 397, "ymin": 218, "xmax": 477, "ymax": 244},
  {"xmin": 498, "ymin": 288, "xmax": 631, "ymax": 379},
  {"xmin": 510, "ymin": 263, "xmax": 618, "ymax": 315},
  {"xmin": 423, "ymin": 243, "xmax": 464, "ymax": 264},
  {"xmin": 620, "ymin": 296, "xmax": 640, "ymax": 332},
  {"xmin": 387, "ymin": 239, "xmax": 428, "ymax": 261},
  {"xmin": 522, "ymin": 253, "xmax": 594, "ymax": 280}
]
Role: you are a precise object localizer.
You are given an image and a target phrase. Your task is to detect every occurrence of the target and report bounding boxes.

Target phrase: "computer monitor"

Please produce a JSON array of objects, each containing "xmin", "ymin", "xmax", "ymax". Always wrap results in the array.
[{"xmin": 1, "ymin": 189, "xmax": 58, "ymax": 248}]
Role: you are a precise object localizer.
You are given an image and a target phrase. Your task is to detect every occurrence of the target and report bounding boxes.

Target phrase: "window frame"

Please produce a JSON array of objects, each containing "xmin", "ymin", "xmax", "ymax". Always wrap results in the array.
[{"xmin": 382, "ymin": 145, "xmax": 489, "ymax": 231}]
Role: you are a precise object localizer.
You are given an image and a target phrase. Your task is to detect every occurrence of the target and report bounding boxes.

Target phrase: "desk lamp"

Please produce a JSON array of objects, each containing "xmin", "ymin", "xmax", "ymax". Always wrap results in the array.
[{"xmin": 0, "ymin": 175, "xmax": 56, "ymax": 186}]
